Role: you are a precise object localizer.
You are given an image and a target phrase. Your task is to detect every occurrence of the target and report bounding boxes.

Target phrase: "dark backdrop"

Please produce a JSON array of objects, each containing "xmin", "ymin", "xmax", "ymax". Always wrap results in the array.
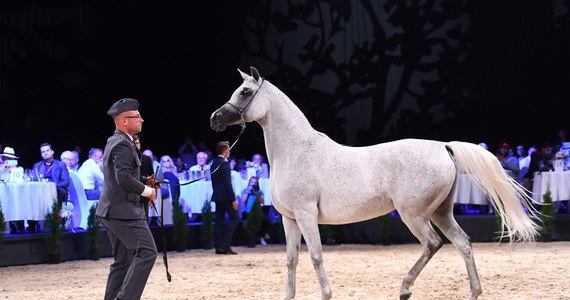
[{"xmin": 1, "ymin": 0, "xmax": 569, "ymax": 168}]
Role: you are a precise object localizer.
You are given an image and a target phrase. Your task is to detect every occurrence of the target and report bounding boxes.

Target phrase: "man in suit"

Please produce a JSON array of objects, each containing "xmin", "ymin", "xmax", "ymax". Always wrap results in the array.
[
  {"xmin": 96, "ymin": 98, "xmax": 158, "ymax": 300},
  {"xmin": 133, "ymin": 134, "xmax": 155, "ymax": 222},
  {"xmin": 210, "ymin": 140, "xmax": 239, "ymax": 255}
]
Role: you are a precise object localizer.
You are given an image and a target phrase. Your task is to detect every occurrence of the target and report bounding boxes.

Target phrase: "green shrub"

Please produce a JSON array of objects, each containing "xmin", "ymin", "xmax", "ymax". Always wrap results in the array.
[
  {"xmin": 172, "ymin": 196, "xmax": 188, "ymax": 251},
  {"xmin": 200, "ymin": 200, "xmax": 214, "ymax": 249},
  {"xmin": 86, "ymin": 204, "xmax": 101, "ymax": 260}
]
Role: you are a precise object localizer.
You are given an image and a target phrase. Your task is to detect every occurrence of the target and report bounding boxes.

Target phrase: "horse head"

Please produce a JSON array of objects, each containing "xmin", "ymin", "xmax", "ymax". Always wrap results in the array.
[{"xmin": 210, "ymin": 66, "xmax": 266, "ymax": 132}]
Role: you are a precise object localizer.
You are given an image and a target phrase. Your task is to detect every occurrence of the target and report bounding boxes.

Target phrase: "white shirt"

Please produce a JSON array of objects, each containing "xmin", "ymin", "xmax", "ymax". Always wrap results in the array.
[{"xmin": 77, "ymin": 158, "xmax": 104, "ymax": 190}]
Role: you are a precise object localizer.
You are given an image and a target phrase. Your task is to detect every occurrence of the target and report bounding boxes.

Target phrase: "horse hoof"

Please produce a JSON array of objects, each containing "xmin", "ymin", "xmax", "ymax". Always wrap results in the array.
[{"xmin": 400, "ymin": 290, "xmax": 412, "ymax": 300}]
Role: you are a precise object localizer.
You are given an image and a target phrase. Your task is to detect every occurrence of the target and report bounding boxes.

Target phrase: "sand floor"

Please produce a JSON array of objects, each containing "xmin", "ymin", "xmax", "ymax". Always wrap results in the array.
[{"xmin": 0, "ymin": 241, "xmax": 568, "ymax": 300}]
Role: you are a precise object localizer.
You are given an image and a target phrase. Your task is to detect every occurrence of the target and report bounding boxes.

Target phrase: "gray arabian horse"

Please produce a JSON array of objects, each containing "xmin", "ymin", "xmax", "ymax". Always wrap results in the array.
[{"xmin": 210, "ymin": 67, "xmax": 541, "ymax": 300}]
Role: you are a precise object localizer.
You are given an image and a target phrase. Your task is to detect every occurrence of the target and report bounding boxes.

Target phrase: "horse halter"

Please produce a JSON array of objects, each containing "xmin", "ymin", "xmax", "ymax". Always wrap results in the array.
[{"xmin": 224, "ymin": 78, "xmax": 265, "ymax": 129}]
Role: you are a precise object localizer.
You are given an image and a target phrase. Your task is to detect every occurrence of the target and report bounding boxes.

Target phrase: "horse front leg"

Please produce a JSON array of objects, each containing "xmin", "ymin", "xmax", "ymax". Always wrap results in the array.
[
  {"xmin": 281, "ymin": 216, "xmax": 302, "ymax": 300},
  {"xmin": 295, "ymin": 212, "xmax": 332, "ymax": 300}
]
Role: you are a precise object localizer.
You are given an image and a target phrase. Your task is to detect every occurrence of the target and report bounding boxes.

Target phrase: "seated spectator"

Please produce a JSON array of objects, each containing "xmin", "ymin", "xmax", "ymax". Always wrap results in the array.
[
  {"xmin": 524, "ymin": 141, "xmax": 554, "ymax": 190},
  {"xmin": 1, "ymin": 147, "xmax": 23, "ymax": 182},
  {"xmin": 2, "ymin": 147, "xmax": 25, "ymax": 233},
  {"xmin": 31, "ymin": 142, "xmax": 70, "ymax": 232},
  {"xmin": 188, "ymin": 151, "xmax": 210, "ymax": 179},
  {"xmin": 77, "ymin": 148, "xmax": 104, "ymax": 200},
  {"xmin": 159, "ymin": 155, "xmax": 179, "ymax": 178},
  {"xmin": 246, "ymin": 153, "xmax": 270, "ymax": 179},
  {"xmin": 495, "ymin": 143, "xmax": 519, "ymax": 180},
  {"xmin": 518, "ymin": 145, "xmax": 537, "ymax": 185},
  {"xmin": 143, "ymin": 149, "xmax": 160, "ymax": 171},
  {"xmin": 60, "ymin": 150, "xmax": 77, "ymax": 172},
  {"xmin": 175, "ymin": 156, "xmax": 189, "ymax": 174}
]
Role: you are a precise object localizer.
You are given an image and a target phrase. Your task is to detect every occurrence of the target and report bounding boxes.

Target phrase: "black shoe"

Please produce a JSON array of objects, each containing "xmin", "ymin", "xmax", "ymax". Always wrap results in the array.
[
  {"xmin": 224, "ymin": 247, "xmax": 237, "ymax": 255},
  {"xmin": 215, "ymin": 248, "xmax": 228, "ymax": 255}
]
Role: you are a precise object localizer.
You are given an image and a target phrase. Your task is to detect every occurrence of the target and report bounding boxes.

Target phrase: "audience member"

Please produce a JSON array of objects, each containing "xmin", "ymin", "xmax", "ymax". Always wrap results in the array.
[
  {"xmin": 518, "ymin": 144, "xmax": 537, "ymax": 185},
  {"xmin": 134, "ymin": 134, "xmax": 155, "ymax": 221},
  {"xmin": 159, "ymin": 155, "xmax": 179, "ymax": 177},
  {"xmin": 495, "ymin": 143, "xmax": 519, "ymax": 180},
  {"xmin": 198, "ymin": 141, "xmax": 214, "ymax": 164},
  {"xmin": 178, "ymin": 136, "xmax": 198, "ymax": 167},
  {"xmin": 477, "ymin": 142, "xmax": 489, "ymax": 151},
  {"xmin": 246, "ymin": 153, "xmax": 270, "ymax": 179},
  {"xmin": 523, "ymin": 141, "xmax": 554, "ymax": 190},
  {"xmin": 2, "ymin": 147, "xmax": 25, "ymax": 233},
  {"xmin": 515, "ymin": 144, "xmax": 526, "ymax": 162},
  {"xmin": 32, "ymin": 143, "xmax": 70, "ymax": 207},
  {"xmin": 60, "ymin": 150, "xmax": 77, "ymax": 172},
  {"xmin": 189, "ymin": 151, "xmax": 210, "ymax": 179},
  {"xmin": 77, "ymin": 148, "xmax": 104, "ymax": 200},
  {"xmin": 70, "ymin": 150, "xmax": 81, "ymax": 172},
  {"xmin": 31, "ymin": 142, "xmax": 70, "ymax": 233},
  {"xmin": 142, "ymin": 149, "xmax": 160, "ymax": 171},
  {"xmin": 1, "ymin": 147, "xmax": 22, "ymax": 181},
  {"xmin": 211, "ymin": 141, "xmax": 238, "ymax": 255},
  {"xmin": 240, "ymin": 176, "xmax": 270, "ymax": 246},
  {"xmin": 174, "ymin": 156, "xmax": 189, "ymax": 174}
]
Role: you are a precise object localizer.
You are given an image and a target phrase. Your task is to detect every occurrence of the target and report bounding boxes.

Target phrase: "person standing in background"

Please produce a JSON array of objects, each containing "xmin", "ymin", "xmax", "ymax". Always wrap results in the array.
[
  {"xmin": 211, "ymin": 140, "xmax": 239, "ymax": 255},
  {"xmin": 96, "ymin": 98, "xmax": 158, "ymax": 300}
]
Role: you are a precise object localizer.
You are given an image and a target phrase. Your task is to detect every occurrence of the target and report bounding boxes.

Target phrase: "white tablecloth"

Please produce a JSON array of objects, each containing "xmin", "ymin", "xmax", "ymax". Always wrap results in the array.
[
  {"xmin": 179, "ymin": 177, "xmax": 271, "ymax": 215},
  {"xmin": 0, "ymin": 181, "xmax": 57, "ymax": 222},
  {"xmin": 531, "ymin": 171, "xmax": 570, "ymax": 203},
  {"xmin": 451, "ymin": 174, "xmax": 489, "ymax": 205}
]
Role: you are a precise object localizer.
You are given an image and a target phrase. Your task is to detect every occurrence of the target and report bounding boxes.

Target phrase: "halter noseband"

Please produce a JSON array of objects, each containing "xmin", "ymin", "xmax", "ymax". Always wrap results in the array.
[{"xmin": 225, "ymin": 78, "xmax": 264, "ymax": 129}]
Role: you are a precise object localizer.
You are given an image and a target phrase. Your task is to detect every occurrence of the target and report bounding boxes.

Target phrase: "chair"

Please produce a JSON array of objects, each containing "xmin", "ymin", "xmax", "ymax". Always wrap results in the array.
[{"xmin": 68, "ymin": 172, "xmax": 98, "ymax": 230}]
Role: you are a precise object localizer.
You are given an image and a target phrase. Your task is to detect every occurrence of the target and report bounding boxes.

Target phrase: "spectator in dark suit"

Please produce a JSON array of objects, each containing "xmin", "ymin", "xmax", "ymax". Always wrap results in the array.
[
  {"xmin": 96, "ymin": 98, "xmax": 158, "ymax": 300},
  {"xmin": 210, "ymin": 140, "xmax": 239, "ymax": 255},
  {"xmin": 32, "ymin": 142, "xmax": 70, "ymax": 208},
  {"xmin": 134, "ymin": 134, "xmax": 155, "ymax": 221}
]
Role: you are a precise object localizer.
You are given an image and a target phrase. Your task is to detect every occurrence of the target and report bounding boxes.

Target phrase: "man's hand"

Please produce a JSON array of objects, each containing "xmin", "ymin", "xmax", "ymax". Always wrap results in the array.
[
  {"xmin": 145, "ymin": 174, "xmax": 155, "ymax": 186},
  {"xmin": 148, "ymin": 188, "xmax": 157, "ymax": 207},
  {"xmin": 232, "ymin": 200, "xmax": 238, "ymax": 211}
]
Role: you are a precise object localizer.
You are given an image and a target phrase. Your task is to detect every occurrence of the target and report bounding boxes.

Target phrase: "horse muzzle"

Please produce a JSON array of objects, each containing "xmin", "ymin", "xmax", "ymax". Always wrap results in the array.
[{"xmin": 210, "ymin": 106, "xmax": 241, "ymax": 132}]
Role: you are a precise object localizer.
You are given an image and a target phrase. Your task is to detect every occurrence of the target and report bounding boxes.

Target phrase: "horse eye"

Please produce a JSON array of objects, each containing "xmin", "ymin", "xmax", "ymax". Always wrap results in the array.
[{"xmin": 240, "ymin": 88, "xmax": 251, "ymax": 96}]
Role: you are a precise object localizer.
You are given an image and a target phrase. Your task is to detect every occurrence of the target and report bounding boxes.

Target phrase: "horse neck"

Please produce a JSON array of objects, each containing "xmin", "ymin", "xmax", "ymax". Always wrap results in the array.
[{"xmin": 257, "ymin": 85, "xmax": 317, "ymax": 165}]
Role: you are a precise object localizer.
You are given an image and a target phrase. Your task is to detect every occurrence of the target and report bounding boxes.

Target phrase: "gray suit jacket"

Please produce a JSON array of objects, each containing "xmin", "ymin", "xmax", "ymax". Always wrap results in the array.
[{"xmin": 96, "ymin": 129, "xmax": 147, "ymax": 220}]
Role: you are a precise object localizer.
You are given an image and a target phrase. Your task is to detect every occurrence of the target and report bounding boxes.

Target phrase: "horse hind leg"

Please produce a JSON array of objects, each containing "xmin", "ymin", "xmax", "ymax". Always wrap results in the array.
[
  {"xmin": 431, "ymin": 205, "xmax": 482, "ymax": 300},
  {"xmin": 281, "ymin": 216, "xmax": 303, "ymax": 300},
  {"xmin": 398, "ymin": 214, "xmax": 445, "ymax": 300}
]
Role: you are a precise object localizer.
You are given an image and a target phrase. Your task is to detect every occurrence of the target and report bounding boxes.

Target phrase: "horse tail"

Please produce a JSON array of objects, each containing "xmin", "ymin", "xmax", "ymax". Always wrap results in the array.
[{"xmin": 446, "ymin": 141, "xmax": 541, "ymax": 242}]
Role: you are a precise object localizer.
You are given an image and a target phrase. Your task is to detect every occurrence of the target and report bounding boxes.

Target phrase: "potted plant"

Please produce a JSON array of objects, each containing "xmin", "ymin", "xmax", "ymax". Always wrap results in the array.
[
  {"xmin": 85, "ymin": 204, "xmax": 102, "ymax": 260},
  {"xmin": 539, "ymin": 188, "xmax": 555, "ymax": 242},
  {"xmin": 44, "ymin": 200, "xmax": 65, "ymax": 264},
  {"xmin": 378, "ymin": 214, "xmax": 391, "ymax": 245},
  {"xmin": 200, "ymin": 200, "xmax": 214, "ymax": 249},
  {"xmin": 172, "ymin": 196, "xmax": 188, "ymax": 252},
  {"xmin": 243, "ymin": 198, "xmax": 263, "ymax": 247}
]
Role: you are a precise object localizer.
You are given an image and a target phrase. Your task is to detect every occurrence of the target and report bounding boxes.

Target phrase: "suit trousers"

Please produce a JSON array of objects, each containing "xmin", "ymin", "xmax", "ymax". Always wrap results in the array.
[
  {"xmin": 100, "ymin": 217, "xmax": 158, "ymax": 300},
  {"xmin": 214, "ymin": 201, "xmax": 239, "ymax": 249}
]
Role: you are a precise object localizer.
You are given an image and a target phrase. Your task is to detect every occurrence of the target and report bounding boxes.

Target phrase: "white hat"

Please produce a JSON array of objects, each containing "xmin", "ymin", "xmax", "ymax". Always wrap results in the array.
[{"xmin": 1, "ymin": 147, "xmax": 19, "ymax": 159}]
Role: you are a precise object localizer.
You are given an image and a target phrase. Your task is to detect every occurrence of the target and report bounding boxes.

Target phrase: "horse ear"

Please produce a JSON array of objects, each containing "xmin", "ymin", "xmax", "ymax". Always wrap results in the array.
[
  {"xmin": 238, "ymin": 68, "xmax": 248, "ymax": 80},
  {"xmin": 250, "ymin": 66, "xmax": 260, "ymax": 82}
]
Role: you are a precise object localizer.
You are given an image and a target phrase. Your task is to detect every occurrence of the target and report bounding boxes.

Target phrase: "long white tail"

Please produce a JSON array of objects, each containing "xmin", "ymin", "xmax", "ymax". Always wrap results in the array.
[{"xmin": 447, "ymin": 141, "xmax": 541, "ymax": 242}]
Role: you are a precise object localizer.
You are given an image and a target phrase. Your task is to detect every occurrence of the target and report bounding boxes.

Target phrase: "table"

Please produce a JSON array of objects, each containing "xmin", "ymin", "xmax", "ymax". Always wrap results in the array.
[
  {"xmin": 179, "ymin": 177, "xmax": 271, "ymax": 215},
  {"xmin": 0, "ymin": 181, "xmax": 57, "ymax": 230},
  {"xmin": 531, "ymin": 171, "xmax": 570, "ymax": 203},
  {"xmin": 451, "ymin": 174, "xmax": 489, "ymax": 205}
]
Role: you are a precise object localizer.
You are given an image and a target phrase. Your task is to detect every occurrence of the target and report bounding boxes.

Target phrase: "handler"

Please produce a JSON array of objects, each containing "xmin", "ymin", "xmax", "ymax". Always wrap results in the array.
[{"xmin": 96, "ymin": 98, "xmax": 158, "ymax": 300}]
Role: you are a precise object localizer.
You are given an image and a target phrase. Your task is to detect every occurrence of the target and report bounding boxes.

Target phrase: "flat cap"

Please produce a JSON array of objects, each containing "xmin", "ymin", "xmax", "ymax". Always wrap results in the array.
[{"xmin": 107, "ymin": 98, "xmax": 139, "ymax": 118}]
